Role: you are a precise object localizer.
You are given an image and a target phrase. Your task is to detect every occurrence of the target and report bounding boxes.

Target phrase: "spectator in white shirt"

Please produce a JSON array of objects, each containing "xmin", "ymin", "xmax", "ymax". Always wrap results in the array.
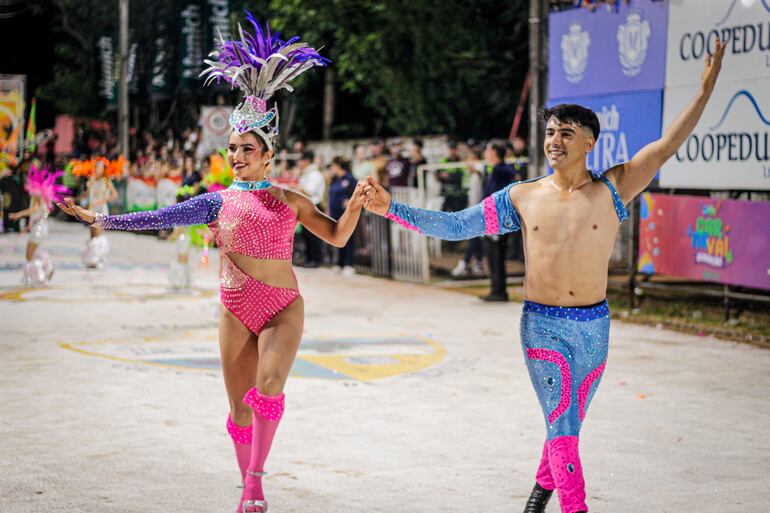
[{"xmin": 297, "ymin": 150, "xmax": 326, "ymax": 267}]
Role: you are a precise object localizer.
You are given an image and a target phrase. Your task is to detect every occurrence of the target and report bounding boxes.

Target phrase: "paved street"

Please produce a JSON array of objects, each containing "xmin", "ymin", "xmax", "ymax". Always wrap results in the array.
[{"xmin": 1, "ymin": 220, "xmax": 769, "ymax": 512}]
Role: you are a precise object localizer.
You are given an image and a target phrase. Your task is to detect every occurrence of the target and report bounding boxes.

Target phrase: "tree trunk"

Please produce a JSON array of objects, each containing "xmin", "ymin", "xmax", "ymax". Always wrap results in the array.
[{"xmin": 322, "ymin": 66, "xmax": 336, "ymax": 140}]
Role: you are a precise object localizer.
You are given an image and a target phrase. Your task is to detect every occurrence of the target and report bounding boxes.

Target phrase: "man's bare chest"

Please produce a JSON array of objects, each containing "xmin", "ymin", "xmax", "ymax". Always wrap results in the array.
[{"xmin": 516, "ymin": 186, "xmax": 619, "ymax": 242}]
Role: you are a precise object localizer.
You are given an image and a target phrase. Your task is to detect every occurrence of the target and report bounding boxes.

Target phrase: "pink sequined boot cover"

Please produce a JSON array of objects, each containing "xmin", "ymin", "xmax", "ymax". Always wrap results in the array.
[
  {"xmin": 227, "ymin": 415, "xmax": 253, "ymax": 480},
  {"xmin": 242, "ymin": 388, "xmax": 285, "ymax": 508},
  {"xmin": 535, "ymin": 439, "xmax": 556, "ymax": 491},
  {"xmin": 548, "ymin": 436, "xmax": 588, "ymax": 513}
]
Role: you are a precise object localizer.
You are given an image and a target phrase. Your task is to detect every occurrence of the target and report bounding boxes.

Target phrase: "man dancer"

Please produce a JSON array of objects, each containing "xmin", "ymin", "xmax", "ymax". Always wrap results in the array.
[{"xmin": 363, "ymin": 41, "xmax": 725, "ymax": 513}]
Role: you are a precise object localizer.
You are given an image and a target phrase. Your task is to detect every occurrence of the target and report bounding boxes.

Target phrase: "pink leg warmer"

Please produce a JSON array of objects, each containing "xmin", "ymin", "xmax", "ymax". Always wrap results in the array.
[
  {"xmin": 535, "ymin": 439, "xmax": 556, "ymax": 490},
  {"xmin": 548, "ymin": 436, "xmax": 588, "ymax": 513},
  {"xmin": 226, "ymin": 415, "xmax": 253, "ymax": 480},
  {"xmin": 241, "ymin": 388, "xmax": 285, "ymax": 511}
]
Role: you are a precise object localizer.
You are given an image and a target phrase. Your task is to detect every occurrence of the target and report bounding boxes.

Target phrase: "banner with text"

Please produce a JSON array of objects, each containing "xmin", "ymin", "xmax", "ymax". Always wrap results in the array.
[
  {"xmin": 638, "ymin": 193, "xmax": 770, "ymax": 290},
  {"xmin": 665, "ymin": 0, "xmax": 770, "ymax": 87},
  {"xmin": 660, "ymin": 82, "xmax": 770, "ymax": 190},
  {"xmin": 179, "ymin": 1, "xmax": 204, "ymax": 89},
  {"xmin": 548, "ymin": 0, "xmax": 668, "ymax": 99},
  {"xmin": 151, "ymin": 23, "xmax": 175, "ymax": 99}
]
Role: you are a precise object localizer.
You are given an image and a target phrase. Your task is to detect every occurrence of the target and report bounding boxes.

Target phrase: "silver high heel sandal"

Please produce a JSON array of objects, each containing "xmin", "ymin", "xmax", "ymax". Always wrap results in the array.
[{"xmin": 241, "ymin": 470, "xmax": 268, "ymax": 513}]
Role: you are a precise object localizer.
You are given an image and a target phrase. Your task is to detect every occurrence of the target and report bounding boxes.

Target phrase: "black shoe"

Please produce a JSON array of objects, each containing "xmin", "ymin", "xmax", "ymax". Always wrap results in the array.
[
  {"xmin": 523, "ymin": 483, "xmax": 553, "ymax": 513},
  {"xmin": 302, "ymin": 261, "xmax": 319, "ymax": 268},
  {"xmin": 480, "ymin": 293, "xmax": 508, "ymax": 302}
]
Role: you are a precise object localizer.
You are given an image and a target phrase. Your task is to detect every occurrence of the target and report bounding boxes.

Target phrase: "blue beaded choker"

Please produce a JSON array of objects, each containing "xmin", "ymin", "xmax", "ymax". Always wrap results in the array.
[{"xmin": 229, "ymin": 179, "xmax": 272, "ymax": 191}]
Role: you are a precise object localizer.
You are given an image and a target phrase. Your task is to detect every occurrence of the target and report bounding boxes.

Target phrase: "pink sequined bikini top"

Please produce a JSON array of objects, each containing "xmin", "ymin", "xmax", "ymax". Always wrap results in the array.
[{"xmin": 208, "ymin": 189, "xmax": 297, "ymax": 260}]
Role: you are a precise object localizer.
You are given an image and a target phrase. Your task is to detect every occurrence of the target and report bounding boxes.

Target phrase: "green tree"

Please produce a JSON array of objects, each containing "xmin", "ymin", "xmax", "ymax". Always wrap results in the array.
[{"xmin": 241, "ymin": 0, "xmax": 528, "ymax": 138}]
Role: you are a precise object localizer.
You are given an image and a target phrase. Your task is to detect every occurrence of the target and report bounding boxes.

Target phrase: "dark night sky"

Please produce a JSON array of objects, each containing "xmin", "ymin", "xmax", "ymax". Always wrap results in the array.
[{"xmin": 0, "ymin": 1, "xmax": 57, "ymax": 128}]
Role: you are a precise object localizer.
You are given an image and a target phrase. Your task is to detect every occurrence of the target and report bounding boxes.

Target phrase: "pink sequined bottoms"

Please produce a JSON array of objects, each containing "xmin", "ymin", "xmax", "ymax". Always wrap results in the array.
[{"xmin": 221, "ymin": 275, "xmax": 300, "ymax": 334}]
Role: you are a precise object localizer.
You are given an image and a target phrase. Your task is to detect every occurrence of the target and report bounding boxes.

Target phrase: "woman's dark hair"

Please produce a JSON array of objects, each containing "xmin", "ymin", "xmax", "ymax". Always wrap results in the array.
[
  {"xmin": 331, "ymin": 155, "xmax": 351, "ymax": 173},
  {"xmin": 541, "ymin": 104, "xmax": 601, "ymax": 139}
]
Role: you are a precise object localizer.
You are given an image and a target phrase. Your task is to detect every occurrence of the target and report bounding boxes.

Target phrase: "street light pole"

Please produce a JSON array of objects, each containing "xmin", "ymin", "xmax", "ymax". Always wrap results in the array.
[{"xmin": 118, "ymin": 0, "xmax": 129, "ymax": 157}]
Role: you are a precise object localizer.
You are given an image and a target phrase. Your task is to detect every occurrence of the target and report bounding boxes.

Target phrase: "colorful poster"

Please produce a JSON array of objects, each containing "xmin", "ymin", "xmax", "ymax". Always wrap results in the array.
[
  {"xmin": 548, "ymin": 0, "xmax": 668, "ymax": 99},
  {"xmin": 0, "ymin": 75, "xmax": 26, "ymax": 157},
  {"xmin": 638, "ymin": 193, "xmax": 770, "ymax": 290}
]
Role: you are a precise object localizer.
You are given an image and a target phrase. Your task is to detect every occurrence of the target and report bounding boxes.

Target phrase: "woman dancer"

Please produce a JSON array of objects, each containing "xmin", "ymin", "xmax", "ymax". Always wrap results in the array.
[
  {"xmin": 58, "ymin": 13, "xmax": 362, "ymax": 513},
  {"xmin": 9, "ymin": 164, "xmax": 68, "ymax": 286},
  {"xmin": 82, "ymin": 158, "xmax": 117, "ymax": 268}
]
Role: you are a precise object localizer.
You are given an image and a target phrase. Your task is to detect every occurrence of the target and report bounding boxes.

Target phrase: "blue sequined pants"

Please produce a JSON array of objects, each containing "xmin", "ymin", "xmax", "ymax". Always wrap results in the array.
[{"xmin": 520, "ymin": 300, "xmax": 610, "ymax": 513}]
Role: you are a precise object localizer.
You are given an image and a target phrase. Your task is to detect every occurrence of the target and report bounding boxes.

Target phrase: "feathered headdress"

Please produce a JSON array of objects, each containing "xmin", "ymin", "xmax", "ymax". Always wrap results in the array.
[
  {"xmin": 200, "ymin": 11, "xmax": 330, "ymax": 151},
  {"xmin": 69, "ymin": 157, "xmax": 123, "ymax": 178},
  {"xmin": 25, "ymin": 164, "xmax": 70, "ymax": 210},
  {"xmin": 106, "ymin": 155, "xmax": 126, "ymax": 178},
  {"xmin": 70, "ymin": 159, "xmax": 95, "ymax": 178}
]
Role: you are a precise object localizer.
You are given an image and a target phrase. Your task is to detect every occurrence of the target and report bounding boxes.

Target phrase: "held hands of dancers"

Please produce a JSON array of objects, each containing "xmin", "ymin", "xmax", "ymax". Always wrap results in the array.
[
  {"xmin": 361, "ymin": 176, "xmax": 391, "ymax": 216},
  {"xmin": 348, "ymin": 180, "xmax": 368, "ymax": 211},
  {"xmin": 57, "ymin": 197, "xmax": 97, "ymax": 225}
]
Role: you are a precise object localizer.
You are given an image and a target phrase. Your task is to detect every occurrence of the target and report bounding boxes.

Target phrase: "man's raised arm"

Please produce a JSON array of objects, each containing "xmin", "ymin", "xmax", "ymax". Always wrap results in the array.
[{"xmin": 608, "ymin": 38, "xmax": 726, "ymax": 204}]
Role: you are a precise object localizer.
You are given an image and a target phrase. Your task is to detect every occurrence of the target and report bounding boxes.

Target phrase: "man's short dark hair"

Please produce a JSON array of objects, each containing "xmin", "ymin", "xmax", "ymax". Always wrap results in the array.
[
  {"xmin": 301, "ymin": 150, "xmax": 315, "ymax": 162},
  {"xmin": 541, "ymin": 104, "xmax": 601, "ymax": 140}
]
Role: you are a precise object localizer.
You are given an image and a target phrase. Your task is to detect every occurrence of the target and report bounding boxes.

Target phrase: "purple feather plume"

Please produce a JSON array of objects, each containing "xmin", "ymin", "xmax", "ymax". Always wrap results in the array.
[{"xmin": 200, "ymin": 10, "xmax": 330, "ymax": 100}]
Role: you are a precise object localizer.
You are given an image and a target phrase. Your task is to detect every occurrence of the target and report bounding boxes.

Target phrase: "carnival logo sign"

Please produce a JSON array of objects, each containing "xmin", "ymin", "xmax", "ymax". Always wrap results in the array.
[
  {"xmin": 562, "ymin": 21, "xmax": 591, "ymax": 84},
  {"xmin": 686, "ymin": 202, "xmax": 733, "ymax": 269},
  {"xmin": 617, "ymin": 10, "xmax": 651, "ymax": 77}
]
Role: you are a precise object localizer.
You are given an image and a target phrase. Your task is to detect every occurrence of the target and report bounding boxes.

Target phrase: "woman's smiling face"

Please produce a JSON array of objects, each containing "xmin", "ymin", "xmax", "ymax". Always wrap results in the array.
[{"xmin": 227, "ymin": 131, "xmax": 273, "ymax": 181}]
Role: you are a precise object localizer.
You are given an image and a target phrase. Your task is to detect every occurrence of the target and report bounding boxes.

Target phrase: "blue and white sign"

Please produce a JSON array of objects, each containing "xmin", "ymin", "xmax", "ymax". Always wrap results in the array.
[
  {"xmin": 547, "ymin": 90, "xmax": 663, "ymax": 175},
  {"xmin": 661, "ymin": 83, "xmax": 770, "ymax": 190},
  {"xmin": 549, "ymin": 0, "xmax": 668, "ymax": 99},
  {"xmin": 662, "ymin": 0, "xmax": 770, "ymax": 190},
  {"xmin": 666, "ymin": 0, "xmax": 770, "ymax": 87}
]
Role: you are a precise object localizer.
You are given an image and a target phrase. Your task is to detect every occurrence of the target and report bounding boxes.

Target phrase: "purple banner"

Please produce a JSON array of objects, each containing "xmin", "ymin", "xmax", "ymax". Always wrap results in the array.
[
  {"xmin": 548, "ymin": 0, "xmax": 668, "ymax": 100},
  {"xmin": 638, "ymin": 193, "xmax": 770, "ymax": 291}
]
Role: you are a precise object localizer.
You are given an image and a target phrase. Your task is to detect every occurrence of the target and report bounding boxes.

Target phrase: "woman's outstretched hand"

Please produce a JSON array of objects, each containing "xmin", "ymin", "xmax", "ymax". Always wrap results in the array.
[
  {"xmin": 57, "ymin": 197, "xmax": 97, "ymax": 225},
  {"xmin": 349, "ymin": 180, "xmax": 368, "ymax": 210},
  {"xmin": 362, "ymin": 176, "xmax": 391, "ymax": 216}
]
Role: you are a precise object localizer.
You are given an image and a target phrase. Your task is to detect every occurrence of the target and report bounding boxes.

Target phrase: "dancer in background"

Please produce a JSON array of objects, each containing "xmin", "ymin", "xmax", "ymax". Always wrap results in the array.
[
  {"xmin": 73, "ymin": 157, "xmax": 118, "ymax": 268},
  {"xmin": 58, "ymin": 12, "xmax": 364, "ymax": 513},
  {"xmin": 167, "ymin": 185, "xmax": 212, "ymax": 292},
  {"xmin": 9, "ymin": 164, "xmax": 69, "ymax": 286}
]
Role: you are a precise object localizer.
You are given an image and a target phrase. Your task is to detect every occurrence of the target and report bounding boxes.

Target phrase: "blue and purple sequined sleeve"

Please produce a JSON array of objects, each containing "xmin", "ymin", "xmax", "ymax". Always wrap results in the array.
[
  {"xmin": 385, "ymin": 184, "xmax": 521, "ymax": 241},
  {"xmin": 97, "ymin": 192, "xmax": 223, "ymax": 230}
]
